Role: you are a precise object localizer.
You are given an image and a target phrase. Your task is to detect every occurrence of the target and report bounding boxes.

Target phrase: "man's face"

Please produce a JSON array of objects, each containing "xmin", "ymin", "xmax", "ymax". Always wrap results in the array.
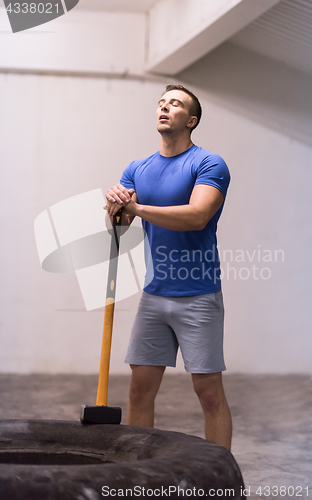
[{"xmin": 156, "ymin": 90, "xmax": 196, "ymax": 135}]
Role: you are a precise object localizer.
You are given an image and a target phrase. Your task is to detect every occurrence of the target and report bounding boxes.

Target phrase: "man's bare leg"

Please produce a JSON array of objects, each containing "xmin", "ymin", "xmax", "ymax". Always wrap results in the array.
[
  {"xmin": 192, "ymin": 372, "xmax": 232, "ymax": 450},
  {"xmin": 127, "ymin": 365, "xmax": 165, "ymax": 427}
]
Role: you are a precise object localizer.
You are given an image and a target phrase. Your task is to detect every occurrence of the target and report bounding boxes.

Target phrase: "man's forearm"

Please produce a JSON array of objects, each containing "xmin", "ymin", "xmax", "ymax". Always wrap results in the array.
[{"xmin": 131, "ymin": 203, "xmax": 207, "ymax": 231}]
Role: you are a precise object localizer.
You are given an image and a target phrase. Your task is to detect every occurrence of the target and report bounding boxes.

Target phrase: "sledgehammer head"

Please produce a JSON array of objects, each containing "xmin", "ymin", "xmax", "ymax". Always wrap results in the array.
[{"xmin": 80, "ymin": 405, "xmax": 122, "ymax": 425}]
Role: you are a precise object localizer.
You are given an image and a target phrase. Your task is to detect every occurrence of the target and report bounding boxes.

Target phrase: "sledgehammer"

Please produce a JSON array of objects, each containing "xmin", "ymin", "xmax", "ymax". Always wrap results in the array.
[{"xmin": 80, "ymin": 210, "xmax": 122, "ymax": 424}]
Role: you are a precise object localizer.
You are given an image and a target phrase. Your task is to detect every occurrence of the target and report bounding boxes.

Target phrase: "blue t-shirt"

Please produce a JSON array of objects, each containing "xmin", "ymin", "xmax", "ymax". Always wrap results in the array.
[{"xmin": 120, "ymin": 144, "xmax": 230, "ymax": 296}]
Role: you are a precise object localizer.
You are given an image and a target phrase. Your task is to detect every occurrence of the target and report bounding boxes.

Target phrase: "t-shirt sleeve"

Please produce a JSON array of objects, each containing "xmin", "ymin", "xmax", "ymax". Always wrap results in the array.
[
  {"xmin": 194, "ymin": 153, "xmax": 230, "ymax": 198},
  {"xmin": 120, "ymin": 161, "xmax": 136, "ymax": 190}
]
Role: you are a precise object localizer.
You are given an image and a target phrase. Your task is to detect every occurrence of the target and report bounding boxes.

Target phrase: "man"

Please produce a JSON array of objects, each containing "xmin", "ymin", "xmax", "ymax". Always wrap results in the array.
[{"xmin": 105, "ymin": 84, "xmax": 232, "ymax": 450}]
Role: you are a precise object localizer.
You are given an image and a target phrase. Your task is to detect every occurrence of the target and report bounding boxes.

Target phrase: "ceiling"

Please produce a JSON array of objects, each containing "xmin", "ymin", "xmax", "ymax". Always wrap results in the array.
[
  {"xmin": 74, "ymin": 0, "xmax": 159, "ymax": 13},
  {"xmin": 0, "ymin": 0, "xmax": 310, "ymax": 76},
  {"xmin": 0, "ymin": 0, "xmax": 159, "ymax": 13},
  {"xmin": 229, "ymin": 0, "xmax": 312, "ymax": 75},
  {"xmin": 75, "ymin": 0, "xmax": 312, "ymax": 76}
]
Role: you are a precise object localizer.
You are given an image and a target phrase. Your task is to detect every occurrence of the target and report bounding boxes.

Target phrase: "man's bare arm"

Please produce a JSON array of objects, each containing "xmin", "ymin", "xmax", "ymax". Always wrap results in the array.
[{"xmin": 107, "ymin": 184, "xmax": 224, "ymax": 232}]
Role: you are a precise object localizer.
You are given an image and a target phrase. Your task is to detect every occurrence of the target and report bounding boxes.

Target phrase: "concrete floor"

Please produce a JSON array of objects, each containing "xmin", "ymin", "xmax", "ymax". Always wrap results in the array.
[{"xmin": 0, "ymin": 373, "xmax": 310, "ymax": 499}]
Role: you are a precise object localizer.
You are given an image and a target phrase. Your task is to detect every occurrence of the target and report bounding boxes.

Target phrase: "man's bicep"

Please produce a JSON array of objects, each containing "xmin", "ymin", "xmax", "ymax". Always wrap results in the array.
[{"xmin": 189, "ymin": 184, "xmax": 224, "ymax": 223}]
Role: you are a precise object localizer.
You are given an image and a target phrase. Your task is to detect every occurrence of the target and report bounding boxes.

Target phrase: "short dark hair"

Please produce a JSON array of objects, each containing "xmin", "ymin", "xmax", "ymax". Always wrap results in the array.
[{"xmin": 163, "ymin": 84, "xmax": 202, "ymax": 131}]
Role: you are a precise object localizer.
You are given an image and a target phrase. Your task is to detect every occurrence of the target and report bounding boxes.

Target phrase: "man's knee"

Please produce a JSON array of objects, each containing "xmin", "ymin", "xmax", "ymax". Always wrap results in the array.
[
  {"xmin": 192, "ymin": 372, "xmax": 225, "ymax": 414},
  {"xmin": 129, "ymin": 365, "xmax": 165, "ymax": 405},
  {"xmin": 129, "ymin": 383, "xmax": 149, "ymax": 406}
]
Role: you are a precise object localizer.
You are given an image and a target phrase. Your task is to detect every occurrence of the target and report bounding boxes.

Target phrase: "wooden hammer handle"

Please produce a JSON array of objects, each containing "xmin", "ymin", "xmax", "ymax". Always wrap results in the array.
[{"xmin": 96, "ymin": 210, "xmax": 122, "ymax": 406}]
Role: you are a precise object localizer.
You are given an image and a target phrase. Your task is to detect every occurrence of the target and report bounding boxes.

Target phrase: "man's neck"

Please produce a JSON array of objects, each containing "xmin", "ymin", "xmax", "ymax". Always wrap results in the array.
[{"xmin": 159, "ymin": 134, "xmax": 193, "ymax": 157}]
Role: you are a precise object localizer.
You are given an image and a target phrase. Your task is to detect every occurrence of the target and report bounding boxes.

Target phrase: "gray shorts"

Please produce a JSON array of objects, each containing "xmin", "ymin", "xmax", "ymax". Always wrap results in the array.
[{"xmin": 125, "ymin": 291, "xmax": 226, "ymax": 373}]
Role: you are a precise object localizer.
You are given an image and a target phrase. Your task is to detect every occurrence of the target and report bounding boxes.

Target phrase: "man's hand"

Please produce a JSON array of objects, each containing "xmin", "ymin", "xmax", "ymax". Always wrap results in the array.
[
  {"xmin": 106, "ymin": 183, "xmax": 132, "ymax": 205},
  {"xmin": 122, "ymin": 194, "xmax": 139, "ymax": 217},
  {"xmin": 105, "ymin": 184, "xmax": 135, "ymax": 217}
]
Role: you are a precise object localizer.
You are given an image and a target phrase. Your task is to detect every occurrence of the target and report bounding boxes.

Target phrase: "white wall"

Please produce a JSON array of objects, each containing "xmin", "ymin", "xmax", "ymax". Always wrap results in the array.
[
  {"xmin": 0, "ymin": 73, "xmax": 164, "ymax": 374},
  {"xmin": 0, "ymin": 13, "xmax": 311, "ymax": 374},
  {"xmin": 179, "ymin": 43, "xmax": 312, "ymax": 373}
]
